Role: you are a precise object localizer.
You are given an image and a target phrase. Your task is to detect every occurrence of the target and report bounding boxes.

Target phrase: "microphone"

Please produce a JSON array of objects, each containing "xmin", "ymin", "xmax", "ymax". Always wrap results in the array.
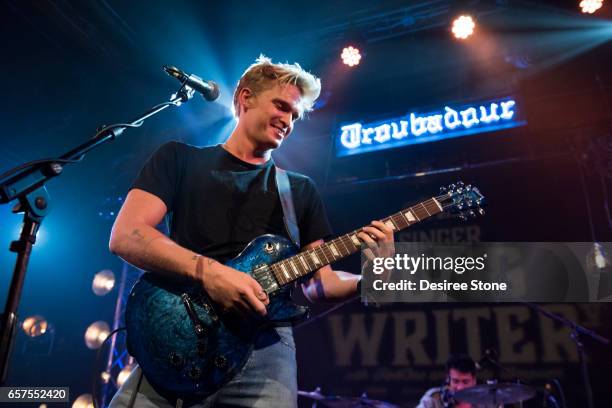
[{"xmin": 163, "ymin": 66, "xmax": 220, "ymax": 101}]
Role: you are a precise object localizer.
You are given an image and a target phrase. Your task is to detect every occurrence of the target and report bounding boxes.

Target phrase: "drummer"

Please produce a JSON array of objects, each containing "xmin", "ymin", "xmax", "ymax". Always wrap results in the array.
[{"xmin": 416, "ymin": 354, "xmax": 500, "ymax": 408}]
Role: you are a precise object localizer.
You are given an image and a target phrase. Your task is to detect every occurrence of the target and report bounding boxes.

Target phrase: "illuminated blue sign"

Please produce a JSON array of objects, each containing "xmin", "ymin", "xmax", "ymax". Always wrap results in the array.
[{"xmin": 335, "ymin": 98, "xmax": 526, "ymax": 157}]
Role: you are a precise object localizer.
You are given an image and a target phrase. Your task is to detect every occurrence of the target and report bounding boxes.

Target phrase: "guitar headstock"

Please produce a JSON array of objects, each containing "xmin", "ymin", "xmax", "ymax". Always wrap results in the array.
[{"xmin": 437, "ymin": 181, "xmax": 485, "ymax": 220}]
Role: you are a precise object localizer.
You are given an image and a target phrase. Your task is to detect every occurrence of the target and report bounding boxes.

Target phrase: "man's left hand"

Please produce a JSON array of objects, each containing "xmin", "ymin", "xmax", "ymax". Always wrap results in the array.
[{"xmin": 357, "ymin": 220, "xmax": 395, "ymax": 260}]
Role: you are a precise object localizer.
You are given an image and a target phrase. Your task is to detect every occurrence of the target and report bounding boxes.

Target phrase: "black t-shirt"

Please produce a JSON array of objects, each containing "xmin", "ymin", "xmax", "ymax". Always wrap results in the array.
[{"xmin": 131, "ymin": 141, "xmax": 332, "ymax": 262}]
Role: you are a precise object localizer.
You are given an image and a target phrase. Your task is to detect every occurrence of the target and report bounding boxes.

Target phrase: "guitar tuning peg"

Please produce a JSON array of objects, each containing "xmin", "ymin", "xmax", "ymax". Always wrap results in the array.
[
  {"xmin": 440, "ymin": 186, "xmax": 447, "ymax": 193},
  {"xmin": 457, "ymin": 181, "xmax": 464, "ymax": 187},
  {"xmin": 458, "ymin": 213, "xmax": 467, "ymax": 221},
  {"xmin": 468, "ymin": 210, "xmax": 476, "ymax": 218},
  {"xmin": 466, "ymin": 184, "xmax": 472, "ymax": 190},
  {"xmin": 450, "ymin": 183, "xmax": 456, "ymax": 190},
  {"xmin": 478, "ymin": 208, "xmax": 485, "ymax": 216}
]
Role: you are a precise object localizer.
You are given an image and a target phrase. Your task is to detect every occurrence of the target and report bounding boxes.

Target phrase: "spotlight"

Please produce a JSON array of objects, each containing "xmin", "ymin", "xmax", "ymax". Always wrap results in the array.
[
  {"xmin": 72, "ymin": 394, "xmax": 93, "ymax": 408},
  {"xmin": 341, "ymin": 46, "xmax": 362, "ymax": 67},
  {"xmin": 22, "ymin": 315, "xmax": 48, "ymax": 337},
  {"xmin": 100, "ymin": 371, "xmax": 111, "ymax": 384},
  {"xmin": 84, "ymin": 321, "xmax": 110, "ymax": 349},
  {"xmin": 92, "ymin": 269, "xmax": 115, "ymax": 296},
  {"xmin": 587, "ymin": 243, "xmax": 612, "ymax": 299},
  {"xmin": 452, "ymin": 15, "xmax": 476, "ymax": 40},
  {"xmin": 592, "ymin": 243, "xmax": 610, "ymax": 269},
  {"xmin": 580, "ymin": 0, "xmax": 603, "ymax": 14},
  {"xmin": 117, "ymin": 363, "xmax": 136, "ymax": 387}
]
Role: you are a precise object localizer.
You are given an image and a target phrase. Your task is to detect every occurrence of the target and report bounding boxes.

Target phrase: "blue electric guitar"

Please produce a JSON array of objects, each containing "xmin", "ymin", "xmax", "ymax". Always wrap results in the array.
[{"xmin": 125, "ymin": 182, "xmax": 484, "ymax": 397}]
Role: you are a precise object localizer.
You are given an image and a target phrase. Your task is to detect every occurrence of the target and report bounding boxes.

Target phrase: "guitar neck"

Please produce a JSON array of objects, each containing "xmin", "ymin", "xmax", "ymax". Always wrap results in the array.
[{"xmin": 270, "ymin": 196, "xmax": 444, "ymax": 286}]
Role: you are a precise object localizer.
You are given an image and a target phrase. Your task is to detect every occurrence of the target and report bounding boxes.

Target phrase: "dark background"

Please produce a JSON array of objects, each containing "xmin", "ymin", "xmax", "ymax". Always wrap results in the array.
[{"xmin": 1, "ymin": 0, "xmax": 611, "ymax": 406}]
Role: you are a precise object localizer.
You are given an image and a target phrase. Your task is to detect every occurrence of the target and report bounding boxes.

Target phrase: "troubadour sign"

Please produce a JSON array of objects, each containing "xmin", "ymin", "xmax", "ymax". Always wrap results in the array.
[{"xmin": 335, "ymin": 97, "xmax": 526, "ymax": 157}]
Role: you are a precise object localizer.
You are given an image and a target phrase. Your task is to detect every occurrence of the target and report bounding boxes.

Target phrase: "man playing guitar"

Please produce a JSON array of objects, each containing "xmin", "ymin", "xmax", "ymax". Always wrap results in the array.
[{"xmin": 108, "ymin": 56, "xmax": 394, "ymax": 407}]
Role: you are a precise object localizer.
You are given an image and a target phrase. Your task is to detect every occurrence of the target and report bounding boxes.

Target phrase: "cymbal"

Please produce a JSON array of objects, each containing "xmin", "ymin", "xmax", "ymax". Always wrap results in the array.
[
  {"xmin": 320, "ymin": 396, "xmax": 399, "ymax": 408},
  {"xmin": 454, "ymin": 383, "xmax": 536, "ymax": 405},
  {"xmin": 298, "ymin": 388, "xmax": 326, "ymax": 401},
  {"xmin": 298, "ymin": 389, "xmax": 398, "ymax": 408}
]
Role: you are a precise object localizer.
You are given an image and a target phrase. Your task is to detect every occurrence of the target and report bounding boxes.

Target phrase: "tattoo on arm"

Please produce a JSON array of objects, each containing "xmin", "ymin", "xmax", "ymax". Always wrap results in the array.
[
  {"xmin": 194, "ymin": 256, "xmax": 217, "ymax": 280},
  {"xmin": 131, "ymin": 229, "xmax": 145, "ymax": 241}
]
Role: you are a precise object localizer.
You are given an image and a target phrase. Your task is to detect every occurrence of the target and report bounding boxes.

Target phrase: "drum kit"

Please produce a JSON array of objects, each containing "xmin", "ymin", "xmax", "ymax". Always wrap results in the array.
[{"xmin": 298, "ymin": 382, "xmax": 538, "ymax": 407}]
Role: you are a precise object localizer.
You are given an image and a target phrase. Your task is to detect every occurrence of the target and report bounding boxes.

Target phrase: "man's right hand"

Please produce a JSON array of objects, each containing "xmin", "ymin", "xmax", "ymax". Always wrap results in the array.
[
  {"xmin": 198, "ymin": 258, "xmax": 269, "ymax": 317},
  {"xmin": 110, "ymin": 189, "xmax": 269, "ymax": 317}
]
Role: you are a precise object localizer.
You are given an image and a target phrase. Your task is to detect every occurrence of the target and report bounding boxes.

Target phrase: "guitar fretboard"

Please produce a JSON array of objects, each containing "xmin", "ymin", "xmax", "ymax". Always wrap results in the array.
[{"xmin": 270, "ymin": 197, "xmax": 444, "ymax": 286}]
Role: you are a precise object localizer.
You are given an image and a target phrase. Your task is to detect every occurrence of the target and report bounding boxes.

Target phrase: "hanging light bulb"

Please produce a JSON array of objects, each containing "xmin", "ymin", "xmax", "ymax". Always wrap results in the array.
[
  {"xmin": 92, "ymin": 269, "xmax": 115, "ymax": 296},
  {"xmin": 72, "ymin": 394, "xmax": 93, "ymax": 408},
  {"xmin": 100, "ymin": 371, "xmax": 111, "ymax": 384},
  {"xmin": 117, "ymin": 363, "xmax": 136, "ymax": 387},
  {"xmin": 84, "ymin": 321, "xmax": 110, "ymax": 349},
  {"xmin": 22, "ymin": 315, "xmax": 48, "ymax": 337}
]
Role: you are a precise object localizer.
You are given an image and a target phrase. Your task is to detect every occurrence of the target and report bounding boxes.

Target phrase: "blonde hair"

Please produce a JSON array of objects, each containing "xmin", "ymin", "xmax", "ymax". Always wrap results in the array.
[{"xmin": 232, "ymin": 55, "xmax": 321, "ymax": 119}]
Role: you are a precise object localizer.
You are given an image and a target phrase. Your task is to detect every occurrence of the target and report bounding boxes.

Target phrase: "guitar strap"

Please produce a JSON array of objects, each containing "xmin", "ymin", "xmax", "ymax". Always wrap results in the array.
[{"xmin": 275, "ymin": 166, "xmax": 300, "ymax": 248}]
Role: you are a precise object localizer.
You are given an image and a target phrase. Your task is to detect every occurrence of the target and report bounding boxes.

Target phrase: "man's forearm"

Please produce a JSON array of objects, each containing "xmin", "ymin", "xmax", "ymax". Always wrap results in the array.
[
  {"xmin": 326, "ymin": 270, "xmax": 361, "ymax": 300},
  {"xmin": 109, "ymin": 222, "xmax": 218, "ymax": 280},
  {"xmin": 303, "ymin": 269, "xmax": 360, "ymax": 302}
]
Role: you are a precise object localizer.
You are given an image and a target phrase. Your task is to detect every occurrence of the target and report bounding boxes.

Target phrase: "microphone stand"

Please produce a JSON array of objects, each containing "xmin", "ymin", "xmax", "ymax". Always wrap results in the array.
[
  {"xmin": 0, "ymin": 82, "xmax": 197, "ymax": 384},
  {"xmin": 522, "ymin": 301, "xmax": 610, "ymax": 408}
]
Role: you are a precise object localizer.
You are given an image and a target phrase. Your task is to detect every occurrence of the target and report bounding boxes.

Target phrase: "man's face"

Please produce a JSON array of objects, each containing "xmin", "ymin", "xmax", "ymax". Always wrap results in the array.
[
  {"xmin": 448, "ymin": 368, "xmax": 477, "ymax": 392},
  {"xmin": 239, "ymin": 83, "xmax": 302, "ymax": 150}
]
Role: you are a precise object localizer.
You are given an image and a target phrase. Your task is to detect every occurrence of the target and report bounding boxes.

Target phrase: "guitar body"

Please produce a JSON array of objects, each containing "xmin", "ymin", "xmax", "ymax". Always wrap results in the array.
[{"xmin": 125, "ymin": 234, "xmax": 307, "ymax": 398}]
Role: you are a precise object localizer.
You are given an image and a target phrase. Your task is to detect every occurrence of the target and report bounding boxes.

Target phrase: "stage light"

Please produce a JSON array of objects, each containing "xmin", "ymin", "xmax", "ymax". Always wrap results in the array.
[
  {"xmin": 588, "ymin": 242, "xmax": 610, "ymax": 271},
  {"xmin": 100, "ymin": 371, "xmax": 111, "ymax": 384},
  {"xmin": 84, "ymin": 321, "xmax": 110, "ymax": 349},
  {"xmin": 117, "ymin": 363, "xmax": 136, "ymax": 387},
  {"xmin": 72, "ymin": 394, "xmax": 93, "ymax": 408},
  {"xmin": 452, "ymin": 15, "xmax": 476, "ymax": 40},
  {"xmin": 22, "ymin": 315, "xmax": 48, "ymax": 337},
  {"xmin": 92, "ymin": 269, "xmax": 115, "ymax": 296},
  {"xmin": 580, "ymin": 0, "xmax": 604, "ymax": 14},
  {"xmin": 341, "ymin": 46, "xmax": 362, "ymax": 67}
]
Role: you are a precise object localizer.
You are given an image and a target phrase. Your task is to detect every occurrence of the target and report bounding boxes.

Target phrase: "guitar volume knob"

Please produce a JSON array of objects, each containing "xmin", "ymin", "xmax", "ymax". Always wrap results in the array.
[
  {"xmin": 169, "ymin": 352, "xmax": 184, "ymax": 368},
  {"xmin": 214, "ymin": 355, "xmax": 228, "ymax": 369},
  {"xmin": 188, "ymin": 366, "xmax": 202, "ymax": 380}
]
